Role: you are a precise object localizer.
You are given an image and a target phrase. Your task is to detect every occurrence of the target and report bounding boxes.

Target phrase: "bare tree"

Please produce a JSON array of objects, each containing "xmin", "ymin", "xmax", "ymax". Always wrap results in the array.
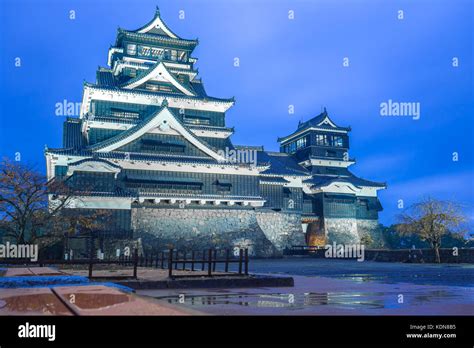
[
  {"xmin": 396, "ymin": 197, "xmax": 466, "ymax": 263},
  {"xmin": 0, "ymin": 158, "xmax": 110, "ymax": 247}
]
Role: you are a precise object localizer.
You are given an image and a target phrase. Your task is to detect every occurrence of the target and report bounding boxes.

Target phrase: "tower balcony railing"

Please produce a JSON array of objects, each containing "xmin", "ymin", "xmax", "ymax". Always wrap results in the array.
[{"xmin": 309, "ymin": 155, "xmax": 356, "ymax": 162}]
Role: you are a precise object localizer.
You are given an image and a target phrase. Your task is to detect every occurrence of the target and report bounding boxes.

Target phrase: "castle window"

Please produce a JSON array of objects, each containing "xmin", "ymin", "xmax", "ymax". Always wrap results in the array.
[
  {"xmin": 151, "ymin": 47, "xmax": 164, "ymax": 58},
  {"xmin": 316, "ymin": 134, "xmax": 329, "ymax": 146},
  {"xmin": 183, "ymin": 115, "xmax": 210, "ymax": 125},
  {"xmin": 283, "ymin": 187, "xmax": 292, "ymax": 197},
  {"xmin": 127, "ymin": 44, "xmax": 136, "ymax": 55},
  {"xmin": 332, "ymin": 136, "xmax": 344, "ymax": 147},
  {"xmin": 110, "ymin": 108, "xmax": 139, "ymax": 119},
  {"xmin": 125, "ymin": 176, "xmax": 203, "ymax": 193},
  {"xmin": 215, "ymin": 180, "xmax": 232, "ymax": 193},
  {"xmin": 296, "ymin": 137, "xmax": 307, "ymax": 149},
  {"xmin": 140, "ymin": 139, "xmax": 185, "ymax": 153},
  {"xmin": 359, "ymin": 199, "xmax": 369, "ymax": 209},
  {"xmin": 178, "ymin": 51, "xmax": 187, "ymax": 62},
  {"xmin": 326, "ymin": 150, "xmax": 337, "ymax": 157},
  {"xmin": 285, "ymin": 141, "xmax": 297, "ymax": 153},
  {"xmin": 138, "ymin": 45, "xmax": 151, "ymax": 56},
  {"xmin": 170, "ymin": 50, "xmax": 177, "ymax": 61},
  {"xmin": 145, "ymin": 84, "xmax": 174, "ymax": 93}
]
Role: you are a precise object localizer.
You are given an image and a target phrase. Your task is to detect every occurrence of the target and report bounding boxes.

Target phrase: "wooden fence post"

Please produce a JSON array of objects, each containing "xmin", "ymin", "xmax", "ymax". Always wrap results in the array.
[
  {"xmin": 88, "ymin": 244, "xmax": 94, "ymax": 278},
  {"xmin": 225, "ymin": 249, "xmax": 230, "ymax": 273},
  {"xmin": 208, "ymin": 249, "xmax": 213, "ymax": 276},
  {"xmin": 133, "ymin": 248, "xmax": 138, "ymax": 279},
  {"xmin": 244, "ymin": 248, "xmax": 249, "ymax": 275},
  {"xmin": 191, "ymin": 251, "xmax": 195, "ymax": 271},
  {"xmin": 238, "ymin": 249, "xmax": 243, "ymax": 275},
  {"xmin": 174, "ymin": 250, "xmax": 178, "ymax": 270},
  {"xmin": 168, "ymin": 248, "xmax": 174, "ymax": 278},
  {"xmin": 201, "ymin": 250, "xmax": 206, "ymax": 271},
  {"xmin": 161, "ymin": 251, "xmax": 165, "ymax": 269},
  {"xmin": 213, "ymin": 249, "xmax": 217, "ymax": 272}
]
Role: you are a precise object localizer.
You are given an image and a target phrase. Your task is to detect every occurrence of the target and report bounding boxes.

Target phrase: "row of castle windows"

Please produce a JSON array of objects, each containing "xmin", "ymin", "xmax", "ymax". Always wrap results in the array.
[
  {"xmin": 283, "ymin": 134, "xmax": 345, "ymax": 153},
  {"xmin": 127, "ymin": 44, "xmax": 188, "ymax": 62},
  {"xmin": 316, "ymin": 134, "xmax": 344, "ymax": 147}
]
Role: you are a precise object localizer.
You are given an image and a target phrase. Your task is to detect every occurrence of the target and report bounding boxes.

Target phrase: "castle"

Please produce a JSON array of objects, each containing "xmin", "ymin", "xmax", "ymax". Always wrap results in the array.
[{"xmin": 45, "ymin": 8, "xmax": 386, "ymax": 257}]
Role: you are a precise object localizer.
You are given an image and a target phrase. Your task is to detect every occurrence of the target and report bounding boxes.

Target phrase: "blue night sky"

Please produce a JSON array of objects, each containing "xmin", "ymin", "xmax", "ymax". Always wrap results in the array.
[{"xmin": 0, "ymin": 0, "xmax": 472, "ymax": 227}]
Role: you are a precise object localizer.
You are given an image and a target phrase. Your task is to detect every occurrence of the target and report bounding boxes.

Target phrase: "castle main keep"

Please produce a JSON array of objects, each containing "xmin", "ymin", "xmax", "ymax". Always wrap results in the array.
[{"xmin": 45, "ymin": 8, "xmax": 386, "ymax": 257}]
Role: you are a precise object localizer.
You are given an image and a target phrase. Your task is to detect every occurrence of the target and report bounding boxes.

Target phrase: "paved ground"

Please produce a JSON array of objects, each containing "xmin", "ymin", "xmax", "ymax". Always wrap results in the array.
[
  {"xmin": 0, "ymin": 285, "xmax": 201, "ymax": 315},
  {"xmin": 0, "ymin": 267, "xmax": 202, "ymax": 315},
  {"xmin": 137, "ymin": 275, "xmax": 474, "ymax": 315},
  {"xmin": 5, "ymin": 267, "xmax": 66, "ymax": 277},
  {"xmin": 63, "ymin": 267, "xmax": 235, "ymax": 279}
]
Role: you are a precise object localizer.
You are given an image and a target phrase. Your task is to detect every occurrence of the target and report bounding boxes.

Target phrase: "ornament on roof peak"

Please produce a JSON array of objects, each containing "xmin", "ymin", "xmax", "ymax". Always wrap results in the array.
[{"xmin": 161, "ymin": 98, "xmax": 169, "ymax": 107}]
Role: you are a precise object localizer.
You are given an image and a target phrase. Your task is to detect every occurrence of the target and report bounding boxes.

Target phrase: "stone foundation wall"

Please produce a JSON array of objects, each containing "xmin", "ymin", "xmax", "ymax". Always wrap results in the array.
[
  {"xmin": 256, "ymin": 211, "xmax": 305, "ymax": 252},
  {"xmin": 325, "ymin": 218, "xmax": 382, "ymax": 246},
  {"xmin": 131, "ymin": 207, "xmax": 305, "ymax": 257},
  {"xmin": 325, "ymin": 218, "xmax": 360, "ymax": 245}
]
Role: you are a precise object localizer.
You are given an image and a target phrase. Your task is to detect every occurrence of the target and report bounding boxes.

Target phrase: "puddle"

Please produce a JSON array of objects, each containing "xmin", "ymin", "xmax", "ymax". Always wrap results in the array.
[
  {"xmin": 158, "ymin": 289, "xmax": 466, "ymax": 312},
  {"xmin": 60, "ymin": 292, "xmax": 132, "ymax": 309},
  {"xmin": 0, "ymin": 291, "xmax": 72, "ymax": 315},
  {"xmin": 161, "ymin": 292, "xmax": 386, "ymax": 310}
]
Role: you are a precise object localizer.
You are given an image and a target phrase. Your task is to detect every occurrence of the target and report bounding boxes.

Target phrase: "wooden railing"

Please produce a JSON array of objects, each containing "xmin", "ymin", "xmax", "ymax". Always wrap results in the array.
[
  {"xmin": 0, "ymin": 248, "xmax": 249, "ymax": 279},
  {"xmin": 136, "ymin": 248, "xmax": 249, "ymax": 278}
]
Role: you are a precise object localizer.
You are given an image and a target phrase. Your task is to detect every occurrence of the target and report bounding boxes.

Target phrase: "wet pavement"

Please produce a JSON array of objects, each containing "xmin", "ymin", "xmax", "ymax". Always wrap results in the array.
[
  {"xmin": 138, "ymin": 274, "xmax": 474, "ymax": 315},
  {"xmin": 134, "ymin": 258, "xmax": 474, "ymax": 315},
  {"xmin": 0, "ymin": 267, "xmax": 201, "ymax": 315},
  {"xmin": 249, "ymin": 258, "xmax": 474, "ymax": 287},
  {"xmin": 0, "ymin": 288, "xmax": 72, "ymax": 315},
  {"xmin": 0, "ymin": 285, "xmax": 200, "ymax": 316}
]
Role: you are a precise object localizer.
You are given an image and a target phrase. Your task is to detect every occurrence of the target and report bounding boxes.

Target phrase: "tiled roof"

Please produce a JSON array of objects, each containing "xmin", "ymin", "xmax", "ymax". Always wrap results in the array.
[
  {"xmin": 278, "ymin": 109, "xmax": 351, "ymax": 143},
  {"xmin": 86, "ymin": 107, "xmax": 167, "ymax": 151},
  {"xmin": 77, "ymin": 190, "xmax": 265, "ymax": 201},
  {"xmin": 83, "ymin": 83, "xmax": 235, "ymax": 104},
  {"xmin": 46, "ymin": 148, "xmax": 220, "ymax": 165},
  {"xmin": 96, "ymin": 70, "xmax": 117, "ymax": 87},
  {"xmin": 257, "ymin": 151, "xmax": 310, "ymax": 176},
  {"xmin": 187, "ymin": 124, "xmax": 234, "ymax": 133},
  {"xmin": 63, "ymin": 118, "xmax": 84, "ymax": 149},
  {"xmin": 86, "ymin": 106, "xmax": 228, "ymax": 157},
  {"xmin": 303, "ymin": 174, "xmax": 386, "ymax": 188},
  {"xmin": 189, "ymin": 81, "xmax": 207, "ymax": 97},
  {"xmin": 296, "ymin": 109, "xmax": 350, "ymax": 132},
  {"xmin": 69, "ymin": 158, "xmax": 122, "ymax": 169},
  {"xmin": 259, "ymin": 176, "xmax": 291, "ymax": 184},
  {"xmin": 116, "ymin": 29, "xmax": 198, "ymax": 49},
  {"xmin": 120, "ymin": 63, "xmax": 159, "ymax": 88}
]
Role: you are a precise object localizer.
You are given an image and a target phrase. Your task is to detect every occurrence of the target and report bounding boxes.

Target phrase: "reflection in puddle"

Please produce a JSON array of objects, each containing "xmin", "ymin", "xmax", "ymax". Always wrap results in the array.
[
  {"xmin": 163, "ymin": 292, "xmax": 386, "ymax": 310},
  {"xmin": 161, "ymin": 289, "xmax": 464, "ymax": 311},
  {"xmin": 59, "ymin": 292, "xmax": 132, "ymax": 310},
  {"xmin": 0, "ymin": 294, "xmax": 71, "ymax": 315}
]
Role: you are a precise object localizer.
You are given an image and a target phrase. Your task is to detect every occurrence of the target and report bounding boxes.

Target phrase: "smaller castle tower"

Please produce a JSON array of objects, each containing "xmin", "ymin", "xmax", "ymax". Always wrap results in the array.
[{"xmin": 278, "ymin": 108, "xmax": 386, "ymax": 246}]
